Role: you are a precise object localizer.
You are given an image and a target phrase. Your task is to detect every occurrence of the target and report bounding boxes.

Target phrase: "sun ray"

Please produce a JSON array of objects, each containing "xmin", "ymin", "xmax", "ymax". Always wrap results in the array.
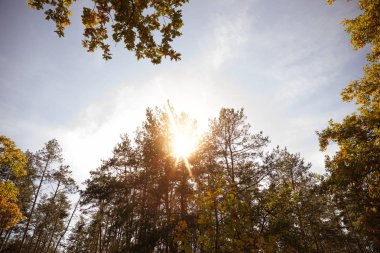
[{"xmin": 164, "ymin": 100, "xmax": 198, "ymax": 177}]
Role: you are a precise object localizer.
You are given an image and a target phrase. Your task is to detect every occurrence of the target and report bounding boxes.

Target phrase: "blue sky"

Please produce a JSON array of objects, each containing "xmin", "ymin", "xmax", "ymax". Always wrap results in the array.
[{"xmin": 0, "ymin": 0, "xmax": 367, "ymax": 183}]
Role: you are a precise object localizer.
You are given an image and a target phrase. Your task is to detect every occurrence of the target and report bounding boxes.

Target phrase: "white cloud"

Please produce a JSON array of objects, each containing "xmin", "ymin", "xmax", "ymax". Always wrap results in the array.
[
  {"xmin": 209, "ymin": 15, "xmax": 248, "ymax": 69},
  {"xmin": 1, "ymin": 0, "xmax": 365, "ymax": 184},
  {"xmin": 39, "ymin": 5, "xmax": 255, "ymax": 184}
]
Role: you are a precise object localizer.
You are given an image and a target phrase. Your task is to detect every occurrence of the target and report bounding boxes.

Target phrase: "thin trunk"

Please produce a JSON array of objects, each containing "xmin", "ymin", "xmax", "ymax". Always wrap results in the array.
[
  {"xmin": 290, "ymin": 169, "xmax": 308, "ymax": 253},
  {"xmin": 53, "ymin": 197, "xmax": 80, "ymax": 253},
  {"xmin": 0, "ymin": 230, "xmax": 5, "ymax": 251},
  {"xmin": 31, "ymin": 213, "xmax": 53, "ymax": 253},
  {"xmin": 223, "ymin": 149, "xmax": 230, "ymax": 181},
  {"xmin": 26, "ymin": 213, "xmax": 43, "ymax": 252},
  {"xmin": 98, "ymin": 201, "xmax": 104, "ymax": 253},
  {"xmin": 0, "ymin": 227, "xmax": 12, "ymax": 252},
  {"xmin": 94, "ymin": 230, "xmax": 99, "ymax": 253},
  {"xmin": 213, "ymin": 198, "xmax": 219, "ymax": 253},
  {"xmin": 165, "ymin": 190, "xmax": 170, "ymax": 253},
  {"xmin": 26, "ymin": 228, "xmax": 39, "ymax": 252},
  {"xmin": 45, "ymin": 217, "xmax": 59, "ymax": 252},
  {"xmin": 228, "ymin": 140, "xmax": 235, "ymax": 184},
  {"xmin": 32, "ymin": 230, "xmax": 43, "ymax": 253},
  {"xmin": 180, "ymin": 164, "xmax": 187, "ymax": 219},
  {"xmin": 103, "ymin": 217, "xmax": 110, "ymax": 253},
  {"xmin": 45, "ymin": 198, "xmax": 64, "ymax": 252},
  {"xmin": 18, "ymin": 159, "xmax": 51, "ymax": 253},
  {"xmin": 127, "ymin": 186, "xmax": 136, "ymax": 249},
  {"xmin": 51, "ymin": 181, "xmax": 61, "ymax": 202},
  {"xmin": 40, "ymin": 180, "xmax": 62, "ymax": 252},
  {"xmin": 98, "ymin": 223, "xmax": 103, "ymax": 253}
]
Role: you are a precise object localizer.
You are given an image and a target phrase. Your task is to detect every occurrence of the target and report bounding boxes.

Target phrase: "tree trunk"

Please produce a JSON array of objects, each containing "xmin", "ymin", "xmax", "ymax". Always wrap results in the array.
[
  {"xmin": 53, "ymin": 196, "xmax": 80, "ymax": 253},
  {"xmin": 32, "ymin": 229, "xmax": 44, "ymax": 253},
  {"xmin": 0, "ymin": 227, "xmax": 13, "ymax": 252},
  {"xmin": 213, "ymin": 198, "xmax": 219, "ymax": 253},
  {"xmin": 45, "ymin": 217, "xmax": 59, "ymax": 252},
  {"xmin": 18, "ymin": 159, "xmax": 51, "ymax": 253}
]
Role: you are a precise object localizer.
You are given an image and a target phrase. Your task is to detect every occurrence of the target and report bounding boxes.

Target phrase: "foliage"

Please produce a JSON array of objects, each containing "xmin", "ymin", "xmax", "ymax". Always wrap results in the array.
[
  {"xmin": 2, "ymin": 104, "xmax": 379, "ymax": 252},
  {"xmin": 0, "ymin": 135, "xmax": 27, "ymax": 179},
  {"xmin": 65, "ymin": 106, "xmax": 375, "ymax": 252},
  {"xmin": 77, "ymin": 107, "xmax": 195, "ymax": 252},
  {"xmin": 319, "ymin": 0, "xmax": 380, "ymax": 249},
  {"xmin": 0, "ymin": 136, "xmax": 28, "ymax": 231},
  {"xmin": 0, "ymin": 139, "xmax": 78, "ymax": 253},
  {"xmin": 27, "ymin": 0, "xmax": 188, "ymax": 62},
  {"xmin": 0, "ymin": 181, "xmax": 24, "ymax": 231}
]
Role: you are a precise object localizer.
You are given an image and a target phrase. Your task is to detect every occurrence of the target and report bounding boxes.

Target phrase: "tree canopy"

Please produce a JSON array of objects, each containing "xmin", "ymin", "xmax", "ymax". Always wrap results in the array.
[{"xmin": 27, "ymin": 0, "xmax": 188, "ymax": 62}]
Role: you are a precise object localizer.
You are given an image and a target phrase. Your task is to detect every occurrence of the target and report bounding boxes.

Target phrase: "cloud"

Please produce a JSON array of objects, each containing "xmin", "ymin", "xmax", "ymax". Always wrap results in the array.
[
  {"xmin": 208, "ymin": 13, "xmax": 249, "ymax": 69},
  {"xmin": 38, "ymin": 5, "xmax": 255, "ymax": 184},
  {"xmin": 0, "ymin": 0, "xmax": 365, "ymax": 184}
]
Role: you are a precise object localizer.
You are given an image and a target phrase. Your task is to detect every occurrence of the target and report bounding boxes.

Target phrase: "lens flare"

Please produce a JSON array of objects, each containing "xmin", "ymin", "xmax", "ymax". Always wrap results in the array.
[
  {"xmin": 164, "ymin": 101, "xmax": 198, "ymax": 176},
  {"xmin": 172, "ymin": 133, "xmax": 197, "ymax": 159}
]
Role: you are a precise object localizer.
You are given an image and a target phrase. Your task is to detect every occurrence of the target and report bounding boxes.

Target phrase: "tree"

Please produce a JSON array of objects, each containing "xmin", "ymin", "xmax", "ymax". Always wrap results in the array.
[
  {"xmin": 319, "ymin": 1, "xmax": 380, "ymax": 250},
  {"xmin": 0, "ymin": 135, "xmax": 27, "ymax": 231},
  {"xmin": 27, "ymin": 0, "xmax": 188, "ymax": 63},
  {"xmin": 260, "ymin": 147, "xmax": 361, "ymax": 253},
  {"xmin": 58, "ymin": 105, "xmax": 377, "ymax": 253},
  {"xmin": 208, "ymin": 108, "xmax": 269, "ymax": 187},
  {"xmin": 0, "ymin": 151, "xmax": 36, "ymax": 253},
  {"xmin": 0, "ymin": 182, "xmax": 25, "ymax": 232},
  {"xmin": 27, "ymin": 192, "xmax": 71, "ymax": 253},
  {"xmin": 80, "ymin": 107, "xmax": 200, "ymax": 253},
  {"xmin": 17, "ymin": 139, "xmax": 79, "ymax": 253},
  {"xmin": 66, "ymin": 215, "xmax": 89, "ymax": 253},
  {"xmin": 194, "ymin": 108, "xmax": 270, "ymax": 252},
  {"xmin": 25, "ymin": 164, "xmax": 78, "ymax": 253}
]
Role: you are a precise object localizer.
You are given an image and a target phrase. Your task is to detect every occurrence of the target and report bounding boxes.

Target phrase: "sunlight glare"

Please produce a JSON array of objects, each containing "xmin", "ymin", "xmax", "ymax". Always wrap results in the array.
[
  {"xmin": 172, "ymin": 131, "xmax": 198, "ymax": 159},
  {"xmin": 164, "ymin": 101, "xmax": 199, "ymax": 177}
]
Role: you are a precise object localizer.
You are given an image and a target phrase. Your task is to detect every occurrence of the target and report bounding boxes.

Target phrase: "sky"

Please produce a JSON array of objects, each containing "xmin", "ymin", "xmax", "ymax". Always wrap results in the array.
[{"xmin": 0, "ymin": 0, "xmax": 367, "ymax": 185}]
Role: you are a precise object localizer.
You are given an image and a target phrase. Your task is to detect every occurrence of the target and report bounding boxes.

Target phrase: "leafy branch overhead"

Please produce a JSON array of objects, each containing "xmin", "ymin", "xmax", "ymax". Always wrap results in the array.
[{"xmin": 27, "ymin": 0, "xmax": 188, "ymax": 63}]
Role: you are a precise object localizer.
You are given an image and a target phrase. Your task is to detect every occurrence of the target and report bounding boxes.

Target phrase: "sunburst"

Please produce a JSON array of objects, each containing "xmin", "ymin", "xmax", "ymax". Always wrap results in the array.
[{"xmin": 165, "ymin": 101, "xmax": 199, "ymax": 177}]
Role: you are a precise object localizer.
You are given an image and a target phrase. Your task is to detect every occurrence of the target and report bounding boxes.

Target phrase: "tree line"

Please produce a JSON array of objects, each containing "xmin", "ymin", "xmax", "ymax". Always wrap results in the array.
[{"xmin": 0, "ymin": 106, "xmax": 379, "ymax": 252}]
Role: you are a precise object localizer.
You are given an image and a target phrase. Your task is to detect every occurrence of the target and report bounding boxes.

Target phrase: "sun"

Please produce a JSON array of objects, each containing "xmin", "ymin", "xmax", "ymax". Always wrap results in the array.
[
  {"xmin": 164, "ymin": 101, "xmax": 199, "ymax": 174},
  {"xmin": 172, "ymin": 131, "xmax": 198, "ymax": 159},
  {"xmin": 170, "ymin": 128, "xmax": 199, "ymax": 177}
]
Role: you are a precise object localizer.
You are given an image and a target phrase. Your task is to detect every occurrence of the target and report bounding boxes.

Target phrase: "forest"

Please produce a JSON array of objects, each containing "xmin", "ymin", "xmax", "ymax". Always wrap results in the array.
[
  {"xmin": 1, "ymin": 0, "xmax": 380, "ymax": 252},
  {"xmin": 1, "ymin": 104, "xmax": 379, "ymax": 252}
]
